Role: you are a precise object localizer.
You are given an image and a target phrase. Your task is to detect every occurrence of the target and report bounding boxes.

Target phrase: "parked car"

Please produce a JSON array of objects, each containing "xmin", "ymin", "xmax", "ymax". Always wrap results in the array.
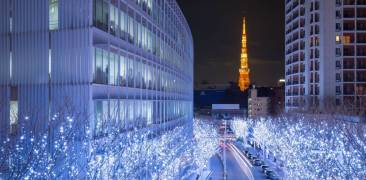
[
  {"xmin": 253, "ymin": 159, "xmax": 263, "ymax": 166},
  {"xmin": 266, "ymin": 173, "xmax": 280, "ymax": 180},
  {"xmin": 261, "ymin": 165, "xmax": 270, "ymax": 172},
  {"xmin": 244, "ymin": 150, "xmax": 249, "ymax": 155},
  {"xmin": 248, "ymin": 155, "xmax": 257, "ymax": 160},
  {"xmin": 264, "ymin": 170, "xmax": 274, "ymax": 176},
  {"xmin": 265, "ymin": 171, "xmax": 278, "ymax": 178},
  {"xmin": 250, "ymin": 158, "xmax": 258, "ymax": 163},
  {"xmin": 268, "ymin": 176, "xmax": 280, "ymax": 180}
]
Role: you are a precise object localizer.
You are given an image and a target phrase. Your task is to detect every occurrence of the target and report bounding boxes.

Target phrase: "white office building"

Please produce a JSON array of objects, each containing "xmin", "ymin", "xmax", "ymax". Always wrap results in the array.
[{"xmin": 0, "ymin": 0, "xmax": 194, "ymax": 139}]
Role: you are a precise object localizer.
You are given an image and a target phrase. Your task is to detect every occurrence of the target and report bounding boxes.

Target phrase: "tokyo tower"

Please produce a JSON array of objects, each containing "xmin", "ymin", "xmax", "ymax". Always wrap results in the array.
[{"xmin": 238, "ymin": 17, "xmax": 250, "ymax": 91}]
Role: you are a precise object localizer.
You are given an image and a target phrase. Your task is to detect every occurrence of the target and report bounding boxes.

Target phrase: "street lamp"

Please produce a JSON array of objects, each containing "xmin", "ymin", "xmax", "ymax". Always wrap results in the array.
[{"xmin": 223, "ymin": 119, "xmax": 227, "ymax": 180}]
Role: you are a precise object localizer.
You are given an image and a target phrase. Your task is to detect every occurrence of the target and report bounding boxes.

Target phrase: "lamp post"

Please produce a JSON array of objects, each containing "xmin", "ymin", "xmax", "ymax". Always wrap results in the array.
[{"xmin": 223, "ymin": 120, "xmax": 227, "ymax": 180}]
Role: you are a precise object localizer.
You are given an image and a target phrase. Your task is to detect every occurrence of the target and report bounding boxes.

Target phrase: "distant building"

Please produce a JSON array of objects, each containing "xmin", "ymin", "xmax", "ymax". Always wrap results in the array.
[
  {"xmin": 248, "ymin": 84, "xmax": 285, "ymax": 118},
  {"xmin": 270, "ymin": 80, "xmax": 285, "ymax": 116},
  {"xmin": 248, "ymin": 86, "xmax": 270, "ymax": 118},
  {"xmin": 194, "ymin": 82, "xmax": 248, "ymax": 115},
  {"xmin": 211, "ymin": 104, "xmax": 242, "ymax": 119}
]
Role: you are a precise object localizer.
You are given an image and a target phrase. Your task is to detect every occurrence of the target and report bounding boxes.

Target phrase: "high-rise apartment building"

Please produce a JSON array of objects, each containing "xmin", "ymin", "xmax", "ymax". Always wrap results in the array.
[
  {"xmin": 0, "ymin": 0, "xmax": 194, "ymax": 139},
  {"xmin": 285, "ymin": 0, "xmax": 366, "ymax": 112}
]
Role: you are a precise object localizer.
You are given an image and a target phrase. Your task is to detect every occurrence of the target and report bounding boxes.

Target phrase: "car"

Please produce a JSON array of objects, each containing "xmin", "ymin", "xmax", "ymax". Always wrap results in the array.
[
  {"xmin": 250, "ymin": 157, "xmax": 258, "ymax": 163},
  {"xmin": 253, "ymin": 159, "xmax": 263, "ymax": 166},
  {"xmin": 266, "ymin": 173, "xmax": 280, "ymax": 180},
  {"xmin": 261, "ymin": 165, "xmax": 270, "ymax": 172},
  {"xmin": 248, "ymin": 155, "xmax": 256, "ymax": 160},
  {"xmin": 249, "ymin": 156, "xmax": 257, "ymax": 162},
  {"xmin": 265, "ymin": 171, "xmax": 278, "ymax": 178},
  {"xmin": 268, "ymin": 176, "xmax": 280, "ymax": 180},
  {"xmin": 264, "ymin": 170, "xmax": 274, "ymax": 176}
]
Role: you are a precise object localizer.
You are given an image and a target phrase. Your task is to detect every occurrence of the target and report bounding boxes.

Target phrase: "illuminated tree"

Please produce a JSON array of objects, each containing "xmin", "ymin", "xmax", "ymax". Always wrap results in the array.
[
  {"xmin": 0, "ymin": 112, "xmax": 219, "ymax": 179},
  {"xmin": 231, "ymin": 115, "xmax": 366, "ymax": 179}
]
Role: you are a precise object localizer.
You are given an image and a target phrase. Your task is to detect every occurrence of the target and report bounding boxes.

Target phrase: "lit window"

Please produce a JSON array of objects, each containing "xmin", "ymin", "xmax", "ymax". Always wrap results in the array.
[
  {"xmin": 336, "ymin": 35, "xmax": 341, "ymax": 43},
  {"xmin": 10, "ymin": 101, "xmax": 18, "ymax": 134},
  {"xmin": 343, "ymin": 35, "xmax": 351, "ymax": 44},
  {"xmin": 49, "ymin": 0, "xmax": 58, "ymax": 30}
]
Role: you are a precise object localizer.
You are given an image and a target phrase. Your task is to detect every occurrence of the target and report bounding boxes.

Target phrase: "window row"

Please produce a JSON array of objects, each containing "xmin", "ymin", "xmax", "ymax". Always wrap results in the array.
[
  {"xmin": 340, "ymin": 84, "xmax": 366, "ymax": 95},
  {"xmin": 336, "ymin": 58, "xmax": 366, "ymax": 69},
  {"xmin": 93, "ymin": 48, "xmax": 189, "ymax": 94},
  {"xmin": 93, "ymin": 0, "xmax": 193, "ymax": 66},
  {"xmin": 94, "ymin": 99, "xmax": 191, "ymax": 136}
]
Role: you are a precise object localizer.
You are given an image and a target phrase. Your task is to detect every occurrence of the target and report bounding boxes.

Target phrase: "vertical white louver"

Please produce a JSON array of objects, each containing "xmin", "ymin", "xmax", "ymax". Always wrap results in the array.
[
  {"xmin": 0, "ymin": 0, "xmax": 10, "ymax": 85},
  {"xmin": 12, "ymin": 0, "xmax": 49, "ymax": 85},
  {"xmin": 17, "ymin": 84, "xmax": 49, "ymax": 134},
  {"xmin": 0, "ymin": 86, "xmax": 10, "ymax": 140},
  {"xmin": 51, "ymin": 0, "xmax": 92, "ymax": 84}
]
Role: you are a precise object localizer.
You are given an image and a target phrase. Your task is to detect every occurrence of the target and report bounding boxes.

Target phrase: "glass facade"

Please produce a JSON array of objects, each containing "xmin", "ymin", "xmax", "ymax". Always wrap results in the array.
[
  {"xmin": 92, "ymin": 0, "xmax": 193, "ymax": 136},
  {"xmin": 93, "ymin": 47, "xmax": 188, "ymax": 93},
  {"xmin": 94, "ymin": 99, "xmax": 190, "ymax": 136}
]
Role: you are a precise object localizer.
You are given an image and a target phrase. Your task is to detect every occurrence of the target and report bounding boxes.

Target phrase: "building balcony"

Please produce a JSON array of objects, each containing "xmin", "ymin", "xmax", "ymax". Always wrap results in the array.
[{"xmin": 358, "ymin": 0, "xmax": 366, "ymax": 5}]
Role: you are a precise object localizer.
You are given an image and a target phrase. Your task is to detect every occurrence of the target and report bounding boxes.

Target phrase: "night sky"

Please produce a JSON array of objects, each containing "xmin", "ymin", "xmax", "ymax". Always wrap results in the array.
[{"xmin": 177, "ymin": 0, "xmax": 285, "ymax": 87}]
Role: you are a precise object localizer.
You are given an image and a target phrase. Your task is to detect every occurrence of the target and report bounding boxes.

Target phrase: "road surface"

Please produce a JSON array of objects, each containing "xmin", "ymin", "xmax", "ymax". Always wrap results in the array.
[{"xmin": 208, "ymin": 143, "xmax": 264, "ymax": 180}]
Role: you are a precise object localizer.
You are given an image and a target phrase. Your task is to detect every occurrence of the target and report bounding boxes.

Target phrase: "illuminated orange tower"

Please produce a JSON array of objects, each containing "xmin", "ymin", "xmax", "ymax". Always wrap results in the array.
[{"xmin": 238, "ymin": 17, "xmax": 250, "ymax": 91}]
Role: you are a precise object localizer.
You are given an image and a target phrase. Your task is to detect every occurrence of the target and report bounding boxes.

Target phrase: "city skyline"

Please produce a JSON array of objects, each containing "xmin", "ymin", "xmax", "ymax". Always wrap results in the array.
[{"xmin": 0, "ymin": 1, "xmax": 365, "ymax": 179}]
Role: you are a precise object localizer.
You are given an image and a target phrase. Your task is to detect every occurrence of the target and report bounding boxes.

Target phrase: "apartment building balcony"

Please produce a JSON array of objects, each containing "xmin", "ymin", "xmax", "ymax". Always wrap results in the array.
[
  {"xmin": 357, "ymin": 20, "xmax": 366, "ymax": 30},
  {"xmin": 357, "ymin": 0, "xmax": 366, "ymax": 5},
  {"xmin": 343, "ymin": 8, "xmax": 355, "ymax": 18},
  {"xmin": 357, "ymin": 71, "xmax": 366, "ymax": 81},
  {"xmin": 344, "ymin": 71, "xmax": 355, "ymax": 82},
  {"xmin": 344, "ymin": 21, "xmax": 355, "ymax": 31},
  {"xmin": 357, "ymin": 46, "xmax": 366, "ymax": 56},
  {"xmin": 344, "ymin": 59, "xmax": 355, "ymax": 69},
  {"xmin": 357, "ymin": 8, "xmax": 366, "ymax": 18},
  {"xmin": 344, "ymin": 84, "xmax": 355, "ymax": 95},
  {"xmin": 357, "ymin": 58, "xmax": 366, "ymax": 69},
  {"xmin": 344, "ymin": 0, "xmax": 355, "ymax": 5},
  {"xmin": 344, "ymin": 46, "xmax": 355, "ymax": 56}
]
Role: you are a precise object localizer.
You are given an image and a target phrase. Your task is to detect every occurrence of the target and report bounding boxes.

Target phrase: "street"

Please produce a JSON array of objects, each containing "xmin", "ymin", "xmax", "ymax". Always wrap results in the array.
[{"xmin": 208, "ymin": 142, "xmax": 264, "ymax": 180}]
